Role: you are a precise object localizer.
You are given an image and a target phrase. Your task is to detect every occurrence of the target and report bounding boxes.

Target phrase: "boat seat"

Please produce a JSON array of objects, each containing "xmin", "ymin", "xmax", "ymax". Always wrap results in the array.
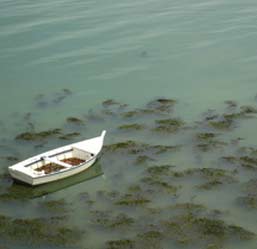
[
  {"xmin": 41, "ymin": 156, "xmax": 72, "ymax": 168},
  {"xmin": 72, "ymin": 145, "xmax": 94, "ymax": 156},
  {"xmin": 72, "ymin": 145, "xmax": 88, "ymax": 152}
]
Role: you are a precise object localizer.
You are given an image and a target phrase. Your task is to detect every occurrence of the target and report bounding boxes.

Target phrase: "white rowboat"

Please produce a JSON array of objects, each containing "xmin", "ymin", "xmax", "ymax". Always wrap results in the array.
[{"xmin": 8, "ymin": 130, "xmax": 106, "ymax": 186}]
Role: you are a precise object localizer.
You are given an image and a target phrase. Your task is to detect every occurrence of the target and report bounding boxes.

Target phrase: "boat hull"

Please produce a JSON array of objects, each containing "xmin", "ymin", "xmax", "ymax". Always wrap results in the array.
[{"xmin": 9, "ymin": 157, "xmax": 97, "ymax": 186}]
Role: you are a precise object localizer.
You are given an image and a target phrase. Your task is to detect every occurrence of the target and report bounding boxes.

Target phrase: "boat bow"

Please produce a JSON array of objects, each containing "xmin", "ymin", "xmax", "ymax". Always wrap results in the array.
[{"xmin": 72, "ymin": 130, "xmax": 106, "ymax": 155}]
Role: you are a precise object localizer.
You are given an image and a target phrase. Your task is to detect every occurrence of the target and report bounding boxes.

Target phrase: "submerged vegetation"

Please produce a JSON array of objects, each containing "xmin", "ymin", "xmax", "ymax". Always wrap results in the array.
[
  {"xmin": 58, "ymin": 132, "xmax": 80, "ymax": 140},
  {"xmin": 207, "ymin": 104, "xmax": 257, "ymax": 131},
  {"xmin": 208, "ymin": 119, "xmax": 234, "ymax": 130},
  {"xmin": 236, "ymin": 178, "xmax": 257, "ymax": 209},
  {"xmin": 115, "ymin": 193, "xmax": 151, "ymax": 206},
  {"xmin": 146, "ymin": 98, "xmax": 177, "ymax": 113},
  {"xmin": 2, "ymin": 96, "xmax": 257, "ymax": 248},
  {"xmin": 66, "ymin": 117, "xmax": 84, "ymax": 125},
  {"xmin": 104, "ymin": 140, "xmax": 180, "ymax": 155},
  {"xmin": 90, "ymin": 210, "xmax": 135, "ymax": 229},
  {"xmin": 118, "ymin": 123, "xmax": 145, "ymax": 131},
  {"xmin": 35, "ymin": 89, "xmax": 72, "ymax": 108},
  {"xmin": 102, "ymin": 99, "xmax": 127, "ymax": 108},
  {"xmin": 153, "ymin": 118, "xmax": 185, "ymax": 133},
  {"xmin": 15, "ymin": 128, "xmax": 62, "ymax": 141},
  {"xmin": 39, "ymin": 198, "xmax": 69, "ymax": 213},
  {"xmin": 105, "ymin": 239, "xmax": 135, "ymax": 249},
  {"xmin": 0, "ymin": 214, "xmax": 82, "ymax": 246},
  {"xmin": 222, "ymin": 149, "xmax": 257, "ymax": 171},
  {"xmin": 102, "ymin": 201, "xmax": 255, "ymax": 248}
]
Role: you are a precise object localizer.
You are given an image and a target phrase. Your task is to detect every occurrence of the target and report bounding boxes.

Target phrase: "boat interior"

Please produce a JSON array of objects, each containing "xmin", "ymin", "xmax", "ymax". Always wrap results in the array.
[{"xmin": 28, "ymin": 147, "xmax": 94, "ymax": 174}]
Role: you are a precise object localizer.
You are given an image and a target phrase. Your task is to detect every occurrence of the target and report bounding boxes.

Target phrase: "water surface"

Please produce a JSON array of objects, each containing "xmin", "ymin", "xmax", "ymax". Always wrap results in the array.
[{"xmin": 1, "ymin": 0, "xmax": 257, "ymax": 248}]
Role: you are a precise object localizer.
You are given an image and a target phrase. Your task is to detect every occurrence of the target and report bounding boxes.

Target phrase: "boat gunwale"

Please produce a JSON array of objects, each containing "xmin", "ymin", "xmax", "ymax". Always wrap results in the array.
[{"xmin": 24, "ymin": 148, "xmax": 73, "ymax": 168}]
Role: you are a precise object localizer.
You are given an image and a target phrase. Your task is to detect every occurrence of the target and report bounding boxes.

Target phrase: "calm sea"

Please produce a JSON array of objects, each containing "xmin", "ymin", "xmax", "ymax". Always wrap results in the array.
[{"xmin": 1, "ymin": 0, "xmax": 257, "ymax": 248}]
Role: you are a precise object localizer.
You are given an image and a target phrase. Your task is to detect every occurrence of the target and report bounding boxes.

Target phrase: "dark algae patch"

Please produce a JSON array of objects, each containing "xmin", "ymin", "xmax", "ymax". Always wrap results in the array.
[
  {"xmin": 2, "ymin": 97, "xmax": 257, "ymax": 249},
  {"xmin": 196, "ymin": 142, "xmax": 225, "ymax": 152},
  {"xmin": 35, "ymin": 89, "xmax": 72, "ymax": 108},
  {"xmin": 184, "ymin": 168, "xmax": 237, "ymax": 183},
  {"xmin": 105, "ymin": 239, "xmax": 135, "ymax": 249},
  {"xmin": 66, "ymin": 117, "xmax": 84, "ymax": 125},
  {"xmin": 118, "ymin": 123, "xmax": 145, "ymax": 131},
  {"xmin": 109, "ymin": 213, "xmax": 134, "ymax": 228},
  {"xmin": 40, "ymin": 198, "xmax": 69, "ymax": 213},
  {"xmin": 0, "ymin": 214, "xmax": 83, "ymax": 246},
  {"xmin": 58, "ymin": 132, "xmax": 80, "ymax": 140},
  {"xmin": 134, "ymin": 155, "xmax": 155, "ymax": 165},
  {"xmin": 141, "ymin": 176, "xmax": 179, "ymax": 194},
  {"xmin": 153, "ymin": 118, "xmax": 185, "ymax": 133},
  {"xmin": 208, "ymin": 119, "xmax": 234, "ymax": 130},
  {"xmin": 146, "ymin": 98, "xmax": 177, "ymax": 113},
  {"xmin": 102, "ymin": 99, "xmax": 126, "ymax": 107},
  {"xmin": 240, "ymin": 156, "xmax": 257, "ymax": 165},
  {"xmin": 237, "ymin": 195, "xmax": 257, "ymax": 209},
  {"xmin": 0, "ymin": 156, "xmax": 19, "ymax": 162},
  {"xmin": 194, "ymin": 217, "xmax": 254, "ymax": 240},
  {"xmin": 90, "ymin": 211, "xmax": 134, "ymax": 229},
  {"xmin": 15, "ymin": 128, "xmax": 62, "ymax": 141},
  {"xmin": 146, "ymin": 165, "xmax": 174, "ymax": 176},
  {"xmin": 222, "ymin": 148, "xmax": 257, "ymax": 171},
  {"xmin": 225, "ymin": 100, "xmax": 237, "ymax": 109},
  {"xmin": 104, "ymin": 140, "xmax": 140, "ymax": 153},
  {"xmin": 196, "ymin": 180, "xmax": 224, "ymax": 190},
  {"xmin": 102, "ymin": 99, "xmax": 120, "ymax": 106},
  {"xmin": 240, "ymin": 105, "xmax": 257, "ymax": 114},
  {"xmin": 195, "ymin": 132, "xmax": 228, "ymax": 151},
  {"xmin": 206, "ymin": 103, "xmax": 257, "ymax": 131},
  {"xmin": 104, "ymin": 140, "xmax": 180, "ymax": 155},
  {"xmin": 236, "ymin": 179, "xmax": 257, "ymax": 209},
  {"xmin": 116, "ymin": 98, "xmax": 177, "ymax": 119},
  {"xmin": 121, "ymin": 108, "xmax": 158, "ymax": 118},
  {"xmin": 196, "ymin": 132, "xmax": 218, "ymax": 141},
  {"xmin": 101, "ymin": 202, "xmax": 255, "ymax": 248},
  {"xmin": 196, "ymin": 140, "xmax": 227, "ymax": 152},
  {"xmin": 159, "ymin": 207, "xmax": 255, "ymax": 246},
  {"xmin": 115, "ymin": 193, "xmax": 151, "ymax": 206}
]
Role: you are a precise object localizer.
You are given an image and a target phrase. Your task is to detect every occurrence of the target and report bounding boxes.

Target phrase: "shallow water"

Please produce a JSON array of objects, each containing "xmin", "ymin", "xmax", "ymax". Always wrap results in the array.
[{"xmin": 1, "ymin": 0, "xmax": 257, "ymax": 248}]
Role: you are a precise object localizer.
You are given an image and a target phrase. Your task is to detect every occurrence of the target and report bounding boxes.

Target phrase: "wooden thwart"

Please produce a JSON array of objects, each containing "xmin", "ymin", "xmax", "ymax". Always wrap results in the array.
[{"xmin": 42, "ymin": 156, "xmax": 72, "ymax": 168}]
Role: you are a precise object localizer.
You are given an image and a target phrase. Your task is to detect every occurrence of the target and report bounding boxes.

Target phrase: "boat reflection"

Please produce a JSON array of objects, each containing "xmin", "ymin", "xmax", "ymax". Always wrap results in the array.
[{"xmin": 1, "ymin": 162, "xmax": 103, "ymax": 199}]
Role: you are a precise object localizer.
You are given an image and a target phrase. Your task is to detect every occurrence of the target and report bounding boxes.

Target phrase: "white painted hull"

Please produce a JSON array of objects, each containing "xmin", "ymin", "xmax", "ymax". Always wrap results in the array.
[
  {"xmin": 8, "ymin": 130, "xmax": 106, "ymax": 186},
  {"xmin": 9, "ymin": 157, "xmax": 97, "ymax": 185}
]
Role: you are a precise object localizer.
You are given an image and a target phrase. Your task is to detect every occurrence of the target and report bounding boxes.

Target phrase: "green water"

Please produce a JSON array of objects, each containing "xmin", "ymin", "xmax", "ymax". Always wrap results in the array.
[{"xmin": 1, "ymin": 0, "xmax": 257, "ymax": 248}]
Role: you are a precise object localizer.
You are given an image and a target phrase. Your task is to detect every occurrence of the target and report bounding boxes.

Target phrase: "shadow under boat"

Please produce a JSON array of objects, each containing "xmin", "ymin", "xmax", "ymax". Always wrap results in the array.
[{"xmin": 0, "ymin": 162, "xmax": 103, "ymax": 200}]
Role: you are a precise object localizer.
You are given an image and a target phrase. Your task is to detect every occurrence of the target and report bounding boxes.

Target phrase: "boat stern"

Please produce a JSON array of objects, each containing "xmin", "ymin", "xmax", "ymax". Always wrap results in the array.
[{"xmin": 8, "ymin": 165, "xmax": 34, "ymax": 185}]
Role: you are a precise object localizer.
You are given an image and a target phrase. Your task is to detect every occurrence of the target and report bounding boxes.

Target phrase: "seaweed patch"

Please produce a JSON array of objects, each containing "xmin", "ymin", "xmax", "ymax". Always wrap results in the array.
[
  {"xmin": 0, "ymin": 215, "xmax": 83, "ymax": 246},
  {"xmin": 58, "ymin": 132, "xmax": 80, "ymax": 140},
  {"xmin": 39, "ymin": 198, "xmax": 69, "ymax": 213},
  {"xmin": 91, "ymin": 211, "xmax": 135, "ymax": 229},
  {"xmin": 134, "ymin": 155, "xmax": 155, "ymax": 165},
  {"xmin": 66, "ymin": 117, "xmax": 84, "ymax": 125},
  {"xmin": 102, "ymin": 99, "xmax": 127, "ymax": 108},
  {"xmin": 4, "ymin": 96, "xmax": 257, "ymax": 249},
  {"xmin": 153, "ymin": 118, "xmax": 185, "ymax": 133},
  {"xmin": 118, "ymin": 123, "xmax": 145, "ymax": 131},
  {"xmin": 35, "ymin": 89, "xmax": 72, "ymax": 108},
  {"xmin": 105, "ymin": 239, "xmax": 135, "ymax": 249},
  {"xmin": 104, "ymin": 140, "xmax": 180, "ymax": 155},
  {"xmin": 146, "ymin": 98, "xmax": 177, "ymax": 113},
  {"xmin": 115, "ymin": 193, "xmax": 151, "ymax": 206},
  {"xmin": 15, "ymin": 128, "xmax": 62, "ymax": 141}
]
